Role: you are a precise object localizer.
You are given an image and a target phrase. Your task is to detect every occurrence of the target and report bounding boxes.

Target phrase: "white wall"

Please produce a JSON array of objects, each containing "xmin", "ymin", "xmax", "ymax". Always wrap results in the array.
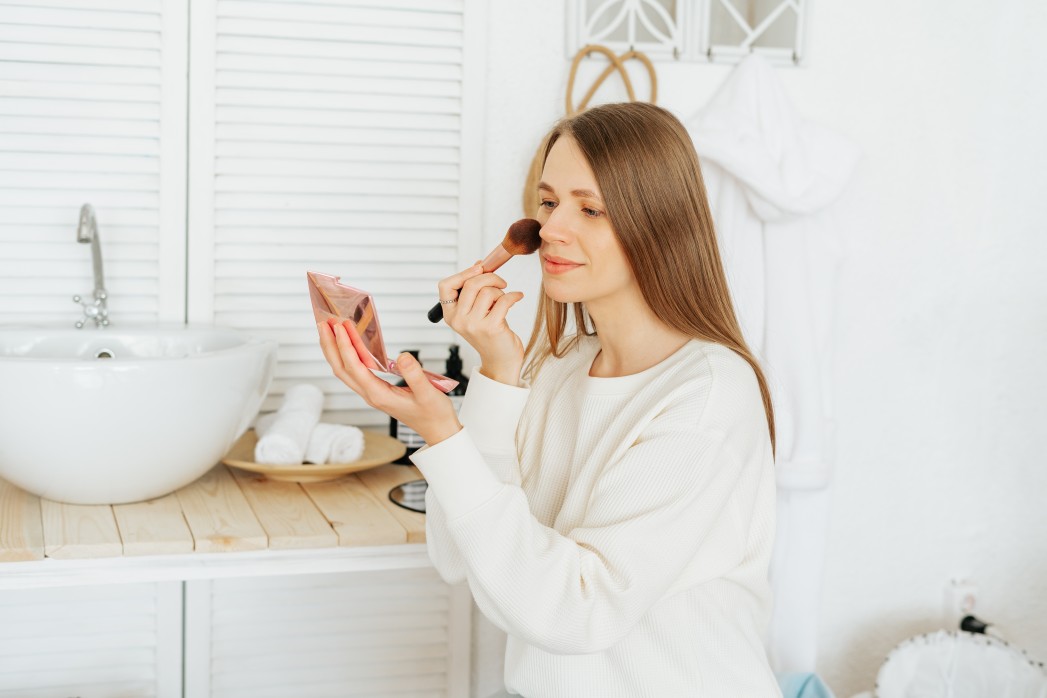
[
  {"xmin": 800, "ymin": 2, "xmax": 1047, "ymax": 695},
  {"xmin": 478, "ymin": 1, "xmax": 1047, "ymax": 696}
]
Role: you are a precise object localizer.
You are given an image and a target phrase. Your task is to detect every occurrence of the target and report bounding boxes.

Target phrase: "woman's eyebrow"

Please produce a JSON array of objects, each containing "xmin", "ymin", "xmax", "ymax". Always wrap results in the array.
[
  {"xmin": 571, "ymin": 188, "xmax": 602, "ymax": 201},
  {"xmin": 537, "ymin": 182, "xmax": 603, "ymax": 201}
]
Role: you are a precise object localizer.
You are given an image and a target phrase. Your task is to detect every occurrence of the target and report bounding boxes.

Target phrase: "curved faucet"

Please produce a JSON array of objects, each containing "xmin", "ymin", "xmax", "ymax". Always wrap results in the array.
[{"xmin": 73, "ymin": 203, "xmax": 110, "ymax": 328}]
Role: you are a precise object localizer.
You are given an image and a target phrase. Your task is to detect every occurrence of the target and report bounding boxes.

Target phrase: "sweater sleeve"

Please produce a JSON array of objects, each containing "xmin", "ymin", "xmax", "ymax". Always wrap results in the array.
[
  {"xmin": 416, "ymin": 368, "xmax": 530, "ymax": 584},
  {"xmin": 412, "ymin": 412, "xmax": 757, "ymax": 655}
]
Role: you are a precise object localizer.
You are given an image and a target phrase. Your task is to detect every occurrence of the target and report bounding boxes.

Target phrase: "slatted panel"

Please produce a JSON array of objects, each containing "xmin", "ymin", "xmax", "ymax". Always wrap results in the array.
[
  {"xmin": 0, "ymin": 582, "xmax": 182, "ymax": 698},
  {"xmin": 0, "ymin": 1, "xmax": 185, "ymax": 325},
  {"xmin": 190, "ymin": 0, "xmax": 465, "ymax": 425},
  {"xmin": 200, "ymin": 568, "xmax": 453, "ymax": 697}
]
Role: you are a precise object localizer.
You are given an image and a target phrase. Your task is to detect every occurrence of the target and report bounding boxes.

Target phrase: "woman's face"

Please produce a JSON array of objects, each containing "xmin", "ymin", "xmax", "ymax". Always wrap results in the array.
[{"xmin": 535, "ymin": 136, "xmax": 638, "ymax": 309}]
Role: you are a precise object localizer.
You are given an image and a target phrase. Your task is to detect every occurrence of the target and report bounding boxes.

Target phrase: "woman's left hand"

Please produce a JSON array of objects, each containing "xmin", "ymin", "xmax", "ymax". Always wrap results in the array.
[{"xmin": 317, "ymin": 320, "xmax": 462, "ymax": 447}]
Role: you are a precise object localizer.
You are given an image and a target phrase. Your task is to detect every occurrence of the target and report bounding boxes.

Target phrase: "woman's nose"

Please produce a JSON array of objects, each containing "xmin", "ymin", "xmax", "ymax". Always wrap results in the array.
[{"xmin": 539, "ymin": 209, "xmax": 570, "ymax": 244}]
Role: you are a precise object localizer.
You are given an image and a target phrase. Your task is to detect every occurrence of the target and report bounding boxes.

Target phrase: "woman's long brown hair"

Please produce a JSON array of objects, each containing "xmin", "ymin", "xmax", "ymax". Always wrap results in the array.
[{"xmin": 522, "ymin": 102, "xmax": 776, "ymax": 455}]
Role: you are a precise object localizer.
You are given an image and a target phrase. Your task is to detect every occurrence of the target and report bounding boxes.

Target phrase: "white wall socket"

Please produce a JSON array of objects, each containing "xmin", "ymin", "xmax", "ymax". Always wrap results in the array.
[{"xmin": 942, "ymin": 579, "xmax": 978, "ymax": 629}]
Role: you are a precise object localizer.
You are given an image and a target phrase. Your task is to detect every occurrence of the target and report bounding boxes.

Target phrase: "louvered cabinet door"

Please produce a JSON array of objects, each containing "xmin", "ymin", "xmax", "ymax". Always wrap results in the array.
[
  {"xmin": 184, "ymin": 568, "xmax": 471, "ymax": 698},
  {"xmin": 0, "ymin": 582, "xmax": 183, "ymax": 698},
  {"xmin": 0, "ymin": 0, "xmax": 188, "ymax": 325},
  {"xmin": 187, "ymin": 0, "xmax": 485, "ymax": 426}
]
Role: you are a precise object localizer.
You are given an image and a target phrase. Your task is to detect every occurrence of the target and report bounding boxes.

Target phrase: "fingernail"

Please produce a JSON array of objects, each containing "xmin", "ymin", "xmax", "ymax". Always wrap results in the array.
[
  {"xmin": 397, "ymin": 352, "xmax": 416, "ymax": 366},
  {"xmin": 472, "ymin": 264, "xmax": 483, "ymax": 273}
]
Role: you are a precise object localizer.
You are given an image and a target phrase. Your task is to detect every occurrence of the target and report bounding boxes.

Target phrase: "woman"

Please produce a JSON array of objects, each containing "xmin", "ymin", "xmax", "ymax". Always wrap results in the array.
[{"xmin": 318, "ymin": 102, "xmax": 780, "ymax": 697}]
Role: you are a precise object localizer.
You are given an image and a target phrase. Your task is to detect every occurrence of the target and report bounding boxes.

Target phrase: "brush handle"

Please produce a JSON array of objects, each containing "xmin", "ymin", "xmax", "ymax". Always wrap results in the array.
[
  {"xmin": 426, "ymin": 245, "xmax": 512, "ymax": 323},
  {"xmin": 427, "ymin": 299, "xmax": 447, "ymax": 323}
]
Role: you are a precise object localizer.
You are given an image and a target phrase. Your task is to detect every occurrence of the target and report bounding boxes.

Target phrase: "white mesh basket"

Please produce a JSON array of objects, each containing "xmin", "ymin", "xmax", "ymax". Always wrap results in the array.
[{"xmin": 874, "ymin": 630, "xmax": 1047, "ymax": 698}]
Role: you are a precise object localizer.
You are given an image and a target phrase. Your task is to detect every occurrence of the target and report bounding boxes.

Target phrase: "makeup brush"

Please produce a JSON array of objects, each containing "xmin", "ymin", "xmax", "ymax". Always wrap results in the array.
[{"xmin": 427, "ymin": 218, "xmax": 542, "ymax": 323}]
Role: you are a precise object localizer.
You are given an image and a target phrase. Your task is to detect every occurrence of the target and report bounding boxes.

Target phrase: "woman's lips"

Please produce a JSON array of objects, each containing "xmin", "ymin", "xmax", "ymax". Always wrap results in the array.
[{"xmin": 542, "ymin": 255, "xmax": 582, "ymax": 274}]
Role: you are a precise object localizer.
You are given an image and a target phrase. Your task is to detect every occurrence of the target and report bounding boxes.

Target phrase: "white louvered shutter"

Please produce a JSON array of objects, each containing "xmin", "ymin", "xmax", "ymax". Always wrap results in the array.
[
  {"xmin": 184, "ymin": 568, "xmax": 470, "ymax": 697},
  {"xmin": 0, "ymin": 0, "xmax": 187, "ymax": 325},
  {"xmin": 187, "ymin": 0, "xmax": 482, "ymax": 424},
  {"xmin": 0, "ymin": 582, "xmax": 183, "ymax": 698}
]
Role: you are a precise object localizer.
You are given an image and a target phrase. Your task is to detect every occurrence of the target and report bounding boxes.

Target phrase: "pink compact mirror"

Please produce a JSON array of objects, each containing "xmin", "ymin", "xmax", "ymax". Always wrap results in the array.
[{"xmin": 307, "ymin": 271, "xmax": 458, "ymax": 393}]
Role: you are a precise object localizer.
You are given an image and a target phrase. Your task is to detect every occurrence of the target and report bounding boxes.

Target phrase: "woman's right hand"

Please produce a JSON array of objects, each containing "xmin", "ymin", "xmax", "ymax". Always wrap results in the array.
[{"xmin": 438, "ymin": 264, "xmax": 526, "ymax": 385}]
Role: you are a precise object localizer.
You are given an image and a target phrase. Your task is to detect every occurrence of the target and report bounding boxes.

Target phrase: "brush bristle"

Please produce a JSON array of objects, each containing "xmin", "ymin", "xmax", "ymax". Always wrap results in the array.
[{"xmin": 503, "ymin": 218, "xmax": 542, "ymax": 256}]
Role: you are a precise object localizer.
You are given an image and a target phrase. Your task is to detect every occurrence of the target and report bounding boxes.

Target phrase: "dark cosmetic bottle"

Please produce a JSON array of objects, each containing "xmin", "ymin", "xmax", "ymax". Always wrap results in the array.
[
  {"xmin": 389, "ymin": 349, "xmax": 424, "ymax": 464},
  {"xmin": 444, "ymin": 345, "xmax": 469, "ymax": 413},
  {"xmin": 388, "ymin": 346, "xmax": 469, "ymax": 513}
]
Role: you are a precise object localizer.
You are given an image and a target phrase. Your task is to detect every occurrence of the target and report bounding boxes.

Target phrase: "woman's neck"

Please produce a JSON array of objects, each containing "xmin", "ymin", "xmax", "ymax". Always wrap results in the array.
[{"xmin": 585, "ymin": 295, "xmax": 690, "ymax": 378}]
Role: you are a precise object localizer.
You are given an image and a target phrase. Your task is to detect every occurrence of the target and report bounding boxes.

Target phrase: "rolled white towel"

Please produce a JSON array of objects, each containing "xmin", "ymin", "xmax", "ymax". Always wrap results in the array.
[
  {"xmin": 255, "ymin": 413, "xmax": 366, "ymax": 465},
  {"xmin": 253, "ymin": 384, "xmax": 324, "ymax": 465},
  {"xmin": 304, "ymin": 423, "xmax": 366, "ymax": 464}
]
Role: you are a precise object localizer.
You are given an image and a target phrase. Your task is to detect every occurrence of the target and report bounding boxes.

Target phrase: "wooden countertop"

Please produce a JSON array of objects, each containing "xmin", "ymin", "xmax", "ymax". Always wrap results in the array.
[{"xmin": 0, "ymin": 463, "xmax": 426, "ymax": 563}]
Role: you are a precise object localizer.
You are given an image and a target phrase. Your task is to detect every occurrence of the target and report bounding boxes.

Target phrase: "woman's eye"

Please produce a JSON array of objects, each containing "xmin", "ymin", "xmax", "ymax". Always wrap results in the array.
[
  {"xmin": 582, "ymin": 207, "xmax": 602, "ymax": 218},
  {"xmin": 540, "ymin": 200, "xmax": 556, "ymax": 210}
]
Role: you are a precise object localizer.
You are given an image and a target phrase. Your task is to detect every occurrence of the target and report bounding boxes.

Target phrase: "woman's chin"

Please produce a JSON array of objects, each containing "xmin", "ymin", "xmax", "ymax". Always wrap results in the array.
[{"xmin": 542, "ymin": 285, "xmax": 576, "ymax": 304}]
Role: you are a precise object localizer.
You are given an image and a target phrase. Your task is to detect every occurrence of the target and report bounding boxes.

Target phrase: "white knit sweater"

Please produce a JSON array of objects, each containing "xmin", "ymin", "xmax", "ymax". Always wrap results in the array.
[{"xmin": 411, "ymin": 336, "xmax": 780, "ymax": 698}]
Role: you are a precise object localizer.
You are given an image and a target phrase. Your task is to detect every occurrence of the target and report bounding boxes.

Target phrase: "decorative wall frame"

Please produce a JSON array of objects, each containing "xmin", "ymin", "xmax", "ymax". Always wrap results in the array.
[{"xmin": 566, "ymin": 0, "xmax": 807, "ymax": 66}]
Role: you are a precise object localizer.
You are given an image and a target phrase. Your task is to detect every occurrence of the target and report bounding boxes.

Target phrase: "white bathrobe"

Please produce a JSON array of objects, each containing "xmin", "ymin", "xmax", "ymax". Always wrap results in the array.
[{"xmin": 686, "ymin": 54, "xmax": 860, "ymax": 674}]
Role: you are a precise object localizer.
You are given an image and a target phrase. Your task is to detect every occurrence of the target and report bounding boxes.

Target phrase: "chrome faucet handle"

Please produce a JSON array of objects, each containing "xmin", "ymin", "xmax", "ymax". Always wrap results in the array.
[
  {"xmin": 73, "ymin": 289, "xmax": 110, "ymax": 329},
  {"xmin": 73, "ymin": 203, "xmax": 111, "ymax": 328}
]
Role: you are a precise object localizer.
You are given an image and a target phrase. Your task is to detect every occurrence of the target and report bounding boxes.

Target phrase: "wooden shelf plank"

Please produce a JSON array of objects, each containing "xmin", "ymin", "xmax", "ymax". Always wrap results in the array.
[
  {"xmin": 356, "ymin": 465, "xmax": 426, "ymax": 543},
  {"xmin": 41, "ymin": 500, "xmax": 122, "ymax": 559},
  {"xmin": 176, "ymin": 466, "xmax": 267, "ymax": 553},
  {"xmin": 0, "ymin": 479, "xmax": 44, "ymax": 561},
  {"xmin": 302, "ymin": 474, "xmax": 408, "ymax": 547},
  {"xmin": 113, "ymin": 493, "xmax": 195, "ymax": 556},
  {"xmin": 228, "ymin": 467, "xmax": 338, "ymax": 550},
  {"xmin": 0, "ymin": 460, "xmax": 425, "ymax": 563}
]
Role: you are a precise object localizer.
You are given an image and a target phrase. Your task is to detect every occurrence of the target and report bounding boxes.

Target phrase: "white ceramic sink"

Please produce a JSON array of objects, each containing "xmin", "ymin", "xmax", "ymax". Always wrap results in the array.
[{"xmin": 0, "ymin": 326, "xmax": 277, "ymax": 504}]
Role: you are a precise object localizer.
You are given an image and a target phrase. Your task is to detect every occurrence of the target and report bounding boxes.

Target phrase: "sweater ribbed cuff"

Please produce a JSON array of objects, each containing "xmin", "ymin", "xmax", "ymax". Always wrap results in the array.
[
  {"xmin": 457, "ymin": 367, "xmax": 530, "ymax": 452},
  {"xmin": 410, "ymin": 427, "xmax": 503, "ymax": 520}
]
